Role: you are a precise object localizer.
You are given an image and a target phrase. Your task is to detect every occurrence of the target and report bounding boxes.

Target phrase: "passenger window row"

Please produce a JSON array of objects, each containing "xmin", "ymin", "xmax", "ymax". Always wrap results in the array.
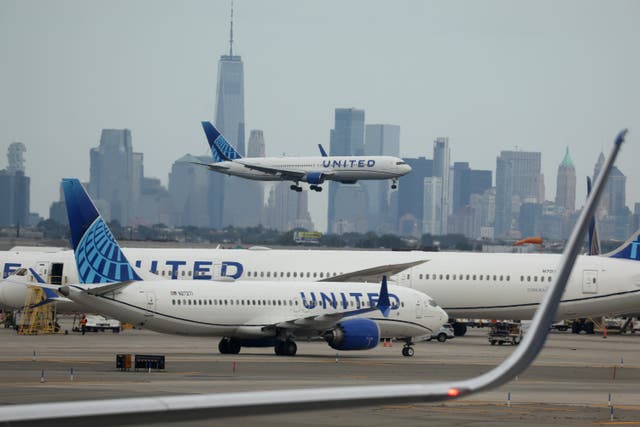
[
  {"xmin": 170, "ymin": 299, "xmax": 404, "ymax": 309},
  {"xmin": 417, "ymin": 273, "xmax": 511, "ymax": 282}
]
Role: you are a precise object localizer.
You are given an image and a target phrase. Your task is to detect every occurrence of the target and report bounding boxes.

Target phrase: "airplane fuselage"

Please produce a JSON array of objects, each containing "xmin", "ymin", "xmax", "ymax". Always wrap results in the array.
[
  {"xmin": 50, "ymin": 280, "xmax": 443, "ymax": 339},
  {"xmin": 210, "ymin": 155, "xmax": 411, "ymax": 183},
  {"xmin": 2, "ymin": 248, "xmax": 640, "ymax": 321}
]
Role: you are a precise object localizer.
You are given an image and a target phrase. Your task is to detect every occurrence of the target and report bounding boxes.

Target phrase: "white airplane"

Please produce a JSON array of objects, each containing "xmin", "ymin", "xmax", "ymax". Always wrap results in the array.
[
  {"xmin": 0, "ymin": 130, "xmax": 626, "ymax": 427},
  {"xmin": 5, "ymin": 178, "xmax": 446, "ymax": 357},
  {"xmin": 3, "ymin": 230, "xmax": 640, "ymax": 335},
  {"xmin": 196, "ymin": 121, "xmax": 412, "ymax": 191}
]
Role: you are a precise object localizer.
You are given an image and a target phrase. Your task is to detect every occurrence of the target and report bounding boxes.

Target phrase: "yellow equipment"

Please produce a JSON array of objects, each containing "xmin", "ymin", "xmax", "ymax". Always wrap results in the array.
[{"xmin": 18, "ymin": 286, "xmax": 59, "ymax": 335}]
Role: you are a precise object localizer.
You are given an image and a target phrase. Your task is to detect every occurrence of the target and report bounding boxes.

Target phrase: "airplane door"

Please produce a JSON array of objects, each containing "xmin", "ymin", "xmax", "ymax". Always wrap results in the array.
[
  {"xmin": 50, "ymin": 263, "xmax": 64, "ymax": 285},
  {"xmin": 582, "ymin": 270, "xmax": 598, "ymax": 294},
  {"xmin": 144, "ymin": 290, "xmax": 156, "ymax": 316},
  {"xmin": 35, "ymin": 262, "xmax": 50, "ymax": 283}
]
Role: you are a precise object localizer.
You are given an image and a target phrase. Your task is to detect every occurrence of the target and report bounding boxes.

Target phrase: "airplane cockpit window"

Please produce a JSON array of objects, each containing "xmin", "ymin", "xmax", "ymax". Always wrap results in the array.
[
  {"xmin": 396, "ymin": 161, "xmax": 407, "ymax": 165},
  {"xmin": 428, "ymin": 298, "xmax": 438, "ymax": 307}
]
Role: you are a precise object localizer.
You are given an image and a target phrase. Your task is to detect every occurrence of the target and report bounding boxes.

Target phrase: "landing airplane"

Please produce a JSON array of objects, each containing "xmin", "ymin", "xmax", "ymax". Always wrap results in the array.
[
  {"xmin": 0, "ymin": 130, "xmax": 625, "ymax": 427},
  {"xmin": 197, "ymin": 121, "xmax": 412, "ymax": 192},
  {"xmin": 9, "ymin": 178, "xmax": 446, "ymax": 357}
]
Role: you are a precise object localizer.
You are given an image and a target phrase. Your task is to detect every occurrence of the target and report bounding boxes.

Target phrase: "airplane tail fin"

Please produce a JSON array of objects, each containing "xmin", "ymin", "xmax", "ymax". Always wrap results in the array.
[
  {"xmin": 201, "ymin": 121, "xmax": 242, "ymax": 162},
  {"xmin": 318, "ymin": 144, "xmax": 328, "ymax": 157},
  {"xmin": 62, "ymin": 179, "xmax": 142, "ymax": 284},
  {"xmin": 604, "ymin": 230, "xmax": 640, "ymax": 261}
]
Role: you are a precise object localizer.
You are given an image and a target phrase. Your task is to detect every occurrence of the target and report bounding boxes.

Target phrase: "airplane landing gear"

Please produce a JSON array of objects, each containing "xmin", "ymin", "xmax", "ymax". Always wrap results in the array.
[
  {"xmin": 391, "ymin": 178, "xmax": 398, "ymax": 190},
  {"xmin": 218, "ymin": 337, "xmax": 241, "ymax": 354},
  {"xmin": 401, "ymin": 339, "xmax": 414, "ymax": 357},
  {"xmin": 274, "ymin": 339, "xmax": 297, "ymax": 356},
  {"xmin": 309, "ymin": 185, "xmax": 323, "ymax": 192},
  {"xmin": 290, "ymin": 184, "xmax": 303, "ymax": 192}
]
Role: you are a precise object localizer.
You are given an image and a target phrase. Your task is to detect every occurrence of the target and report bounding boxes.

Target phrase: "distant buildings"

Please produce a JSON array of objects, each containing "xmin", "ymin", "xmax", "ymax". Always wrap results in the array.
[
  {"xmin": 327, "ymin": 108, "xmax": 367, "ymax": 233},
  {"xmin": 555, "ymin": 147, "xmax": 576, "ymax": 212},
  {"xmin": 0, "ymin": 143, "xmax": 30, "ymax": 227},
  {"xmin": 363, "ymin": 124, "xmax": 400, "ymax": 233},
  {"xmin": 397, "ymin": 157, "xmax": 432, "ymax": 236},
  {"xmin": 265, "ymin": 183, "xmax": 314, "ymax": 231},
  {"xmin": 432, "ymin": 137, "xmax": 450, "ymax": 234},
  {"xmin": 495, "ymin": 150, "xmax": 543, "ymax": 237},
  {"xmin": 88, "ymin": 129, "xmax": 139, "ymax": 226}
]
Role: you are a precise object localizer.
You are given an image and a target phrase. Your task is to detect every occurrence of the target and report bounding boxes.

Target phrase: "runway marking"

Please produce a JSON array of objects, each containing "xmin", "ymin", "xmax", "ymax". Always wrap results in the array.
[{"xmin": 593, "ymin": 422, "xmax": 640, "ymax": 425}]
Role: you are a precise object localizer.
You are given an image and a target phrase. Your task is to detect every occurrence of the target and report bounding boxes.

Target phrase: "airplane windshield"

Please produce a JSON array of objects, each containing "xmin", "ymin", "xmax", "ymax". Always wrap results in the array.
[{"xmin": 396, "ymin": 161, "xmax": 406, "ymax": 165}]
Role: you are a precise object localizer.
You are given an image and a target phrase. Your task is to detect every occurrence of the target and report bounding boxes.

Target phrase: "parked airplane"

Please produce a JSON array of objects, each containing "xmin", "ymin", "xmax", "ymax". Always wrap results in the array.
[
  {"xmin": 0, "ymin": 130, "xmax": 626, "ymax": 427},
  {"xmin": 8, "ymin": 179, "xmax": 446, "ymax": 357},
  {"xmin": 196, "ymin": 121, "xmax": 411, "ymax": 191},
  {"xmin": 3, "ymin": 231, "xmax": 640, "ymax": 336}
]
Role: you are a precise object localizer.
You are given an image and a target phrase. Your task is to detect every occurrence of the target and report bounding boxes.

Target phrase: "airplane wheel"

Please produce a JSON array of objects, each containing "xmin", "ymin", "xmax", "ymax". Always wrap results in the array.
[
  {"xmin": 296, "ymin": 187, "xmax": 303, "ymax": 192},
  {"xmin": 490, "ymin": 340, "xmax": 497, "ymax": 346},
  {"xmin": 284, "ymin": 340, "xmax": 297, "ymax": 356},
  {"xmin": 402, "ymin": 347, "xmax": 414, "ymax": 357},
  {"xmin": 218, "ymin": 338, "xmax": 230, "ymax": 354},
  {"xmin": 316, "ymin": 186, "xmax": 323, "ymax": 192},
  {"xmin": 391, "ymin": 184, "xmax": 397, "ymax": 190},
  {"xmin": 228, "ymin": 339, "xmax": 241, "ymax": 354},
  {"xmin": 290, "ymin": 185, "xmax": 297, "ymax": 191}
]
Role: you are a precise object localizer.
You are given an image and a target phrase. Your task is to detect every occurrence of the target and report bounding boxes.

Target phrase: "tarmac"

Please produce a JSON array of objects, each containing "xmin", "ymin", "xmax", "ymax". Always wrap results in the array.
[{"xmin": 0, "ymin": 319, "xmax": 639, "ymax": 426}]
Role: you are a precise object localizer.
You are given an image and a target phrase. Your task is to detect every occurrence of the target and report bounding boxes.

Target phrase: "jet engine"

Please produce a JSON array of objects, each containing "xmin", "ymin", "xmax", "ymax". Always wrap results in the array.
[
  {"xmin": 304, "ymin": 172, "xmax": 324, "ymax": 185},
  {"xmin": 322, "ymin": 318, "xmax": 380, "ymax": 350}
]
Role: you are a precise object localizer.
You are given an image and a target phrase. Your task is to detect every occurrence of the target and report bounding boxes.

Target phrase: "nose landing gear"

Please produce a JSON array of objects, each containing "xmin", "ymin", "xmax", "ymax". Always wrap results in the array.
[
  {"xmin": 391, "ymin": 178, "xmax": 398, "ymax": 190},
  {"xmin": 401, "ymin": 339, "xmax": 414, "ymax": 357}
]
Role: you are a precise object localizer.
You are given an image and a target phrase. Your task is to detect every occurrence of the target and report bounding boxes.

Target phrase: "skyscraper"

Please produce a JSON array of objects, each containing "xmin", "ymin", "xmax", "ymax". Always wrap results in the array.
[
  {"xmin": 494, "ymin": 150, "xmax": 543, "ymax": 237},
  {"xmin": 265, "ymin": 183, "xmax": 314, "ymax": 231},
  {"xmin": 364, "ymin": 124, "xmax": 400, "ymax": 232},
  {"xmin": 89, "ymin": 129, "xmax": 140, "ymax": 226},
  {"xmin": 168, "ymin": 154, "xmax": 211, "ymax": 227},
  {"xmin": 214, "ymin": 4, "xmax": 245, "ymax": 155},
  {"xmin": 247, "ymin": 130, "xmax": 266, "ymax": 157},
  {"xmin": 397, "ymin": 157, "xmax": 433, "ymax": 236},
  {"xmin": 423, "ymin": 177, "xmax": 442, "ymax": 235},
  {"xmin": 555, "ymin": 147, "xmax": 576, "ymax": 212},
  {"xmin": 327, "ymin": 108, "xmax": 366, "ymax": 233},
  {"xmin": 433, "ymin": 138, "xmax": 450, "ymax": 234},
  {"xmin": 0, "ymin": 143, "xmax": 30, "ymax": 227},
  {"xmin": 214, "ymin": 5, "xmax": 263, "ymax": 227}
]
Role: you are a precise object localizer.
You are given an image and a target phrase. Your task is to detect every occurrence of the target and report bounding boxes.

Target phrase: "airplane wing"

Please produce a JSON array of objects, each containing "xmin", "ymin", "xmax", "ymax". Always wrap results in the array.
[
  {"xmin": 0, "ymin": 130, "xmax": 627, "ymax": 427},
  {"xmin": 184, "ymin": 161, "xmax": 231, "ymax": 172},
  {"xmin": 237, "ymin": 161, "xmax": 307, "ymax": 180},
  {"xmin": 319, "ymin": 259, "xmax": 428, "ymax": 283}
]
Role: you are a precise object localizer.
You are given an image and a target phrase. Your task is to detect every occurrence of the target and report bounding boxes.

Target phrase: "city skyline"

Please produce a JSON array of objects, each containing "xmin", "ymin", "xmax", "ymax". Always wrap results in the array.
[{"xmin": 2, "ymin": 1, "xmax": 640, "ymax": 232}]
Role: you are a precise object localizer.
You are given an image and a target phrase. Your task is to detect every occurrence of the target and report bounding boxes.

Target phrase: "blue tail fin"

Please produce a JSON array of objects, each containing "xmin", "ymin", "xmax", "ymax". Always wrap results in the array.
[
  {"xmin": 201, "ymin": 122, "xmax": 242, "ymax": 162},
  {"xmin": 62, "ymin": 179, "xmax": 141, "ymax": 284},
  {"xmin": 376, "ymin": 276, "xmax": 391, "ymax": 317},
  {"xmin": 318, "ymin": 144, "xmax": 328, "ymax": 157},
  {"xmin": 606, "ymin": 231, "xmax": 640, "ymax": 261}
]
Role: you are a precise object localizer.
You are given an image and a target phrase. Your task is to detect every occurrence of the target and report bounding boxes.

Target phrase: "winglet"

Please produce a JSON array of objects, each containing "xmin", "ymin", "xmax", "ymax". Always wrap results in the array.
[
  {"xmin": 318, "ymin": 144, "xmax": 328, "ymax": 157},
  {"xmin": 377, "ymin": 276, "xmax": 391, "ymax": 317}
]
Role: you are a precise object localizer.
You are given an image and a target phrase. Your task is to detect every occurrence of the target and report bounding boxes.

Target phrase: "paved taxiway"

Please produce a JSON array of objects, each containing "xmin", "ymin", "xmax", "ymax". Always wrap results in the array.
[{"xmin": 1, "ymin": 320, "xmax": 639, "ymax": 426}]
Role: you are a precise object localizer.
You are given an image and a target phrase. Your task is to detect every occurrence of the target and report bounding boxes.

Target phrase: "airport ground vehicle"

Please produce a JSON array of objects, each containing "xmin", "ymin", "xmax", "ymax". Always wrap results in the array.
[
  {"xmin": 73, "ymin": 315, "xmax": 121, "ymax": 333},
  {"xmin": 427, "ymin": 323, "xmax": 455, "ymax": 342},
  {"xmin": 488, "ymin": 322, "xmax": 522, "ymax": 345}
]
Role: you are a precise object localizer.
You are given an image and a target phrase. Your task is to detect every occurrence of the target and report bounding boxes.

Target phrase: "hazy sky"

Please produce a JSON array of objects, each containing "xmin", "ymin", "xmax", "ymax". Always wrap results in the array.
[{"xmin": 1, "ymin": 1, "xmax": 639, "ymax": 231}]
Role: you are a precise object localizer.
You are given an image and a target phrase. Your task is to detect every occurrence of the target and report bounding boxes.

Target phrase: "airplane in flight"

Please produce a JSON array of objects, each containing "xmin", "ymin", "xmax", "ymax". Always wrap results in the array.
[
  {"xmin": 7, "ymin": 178, "xmax": 446, "ymax": 357},
  {"xmin": 196, "ymin": 121, "xmax": 412, "ymax": 192},
  {"xmin": 0, "ymin": 130, "xmax": 626, "ymax": 427}
]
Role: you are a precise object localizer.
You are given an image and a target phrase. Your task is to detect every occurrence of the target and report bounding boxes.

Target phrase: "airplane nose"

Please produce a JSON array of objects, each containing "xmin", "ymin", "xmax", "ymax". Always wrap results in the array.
[{"xmin": 403, "ymin": 164, "xmax": 412, "ymax": 174}]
